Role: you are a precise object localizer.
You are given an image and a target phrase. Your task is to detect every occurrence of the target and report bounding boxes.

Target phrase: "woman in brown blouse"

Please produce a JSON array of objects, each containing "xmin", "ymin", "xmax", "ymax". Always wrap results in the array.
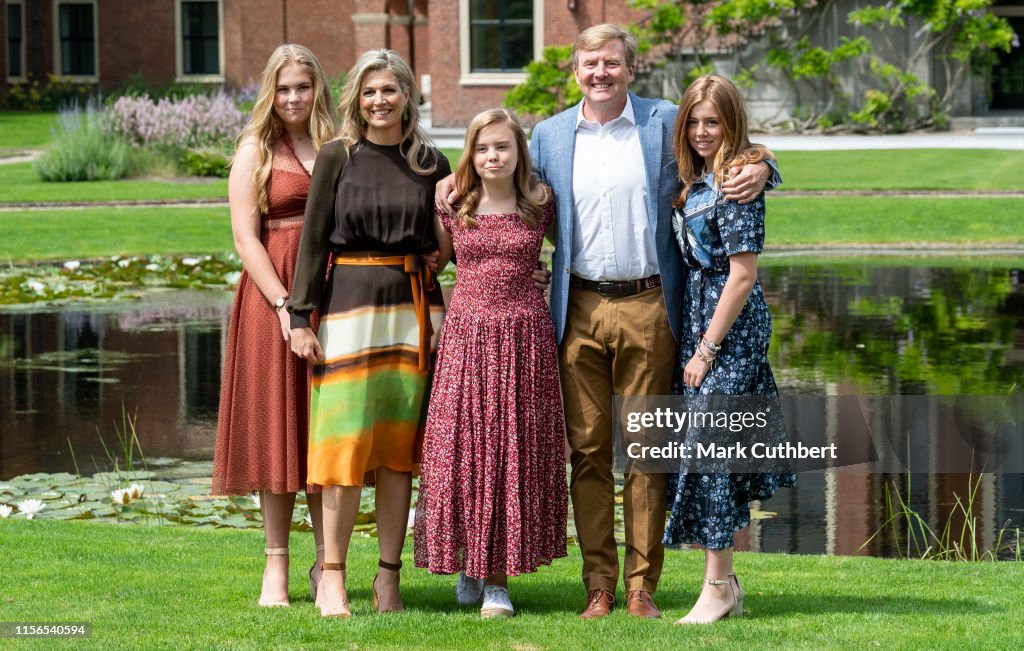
[
  {"xmin": 213, "ymin": 44, "xmax": 337, "ymax": 608},
  {"xmin": 288, "ymin": 49, "xmax": 449, "ymax": 618}
]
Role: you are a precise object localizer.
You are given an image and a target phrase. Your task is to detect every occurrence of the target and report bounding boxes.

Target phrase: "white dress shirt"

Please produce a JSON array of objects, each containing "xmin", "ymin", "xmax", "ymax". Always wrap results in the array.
[{"xmin": 571, "ymin": 96, "xmax": 659, "ymax": 281}]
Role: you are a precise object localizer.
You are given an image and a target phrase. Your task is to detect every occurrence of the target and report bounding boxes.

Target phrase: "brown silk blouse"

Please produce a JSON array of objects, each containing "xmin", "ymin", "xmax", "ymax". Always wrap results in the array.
[{"xmin": 287, "ymin": 139, "xmax": 451, "ymax": 328}]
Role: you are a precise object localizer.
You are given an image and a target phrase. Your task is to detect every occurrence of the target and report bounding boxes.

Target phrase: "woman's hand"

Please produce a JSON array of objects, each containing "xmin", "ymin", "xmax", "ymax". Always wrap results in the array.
[
  {"xmin": 434, "ymin": 174, "xmax": 458, "ymax": 214},
  {"xmin": 276, "ymin": 307, "xmax": 291, "ymax": 342},
  {"xmin": 683, "ymin": 353, "xmax": 712, "ymax": 390},
  {"xmin": 421, "ymin": 249, "xmax": 440, "ymax": 273},
  {"xmin": 290, "ymin": 327, "xmax": 324, "ymax": 364}
]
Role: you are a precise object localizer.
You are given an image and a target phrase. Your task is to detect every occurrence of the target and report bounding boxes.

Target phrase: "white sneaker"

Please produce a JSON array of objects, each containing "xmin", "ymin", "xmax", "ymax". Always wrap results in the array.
[
  {"xmin": 455, "ymin": 571, "xmax": 484, "ymax": 605},
  {"xmin": 480, "ymin": 585, "xmax": 515, "ymax": 618}
]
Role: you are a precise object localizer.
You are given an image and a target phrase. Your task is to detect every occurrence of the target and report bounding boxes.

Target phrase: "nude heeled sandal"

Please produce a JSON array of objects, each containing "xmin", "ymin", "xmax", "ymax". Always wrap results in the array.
[
  {"xmin": 674, "ymin": 574, "xmax": 743, "ymax": 625},
  {"xmin": 372, "ymin": 559, "xmax": 404, "ymax": 613},
  {"xmin": 309, "ymin": 544, "xmax": 325, "ymax": 602},
  {"xmin": 319, "ymin": 562, "xmax": 351, "ymax": 618},
  {"xmin": 258, "ymin": 547, "xmax": 290, "ymax": 608}
]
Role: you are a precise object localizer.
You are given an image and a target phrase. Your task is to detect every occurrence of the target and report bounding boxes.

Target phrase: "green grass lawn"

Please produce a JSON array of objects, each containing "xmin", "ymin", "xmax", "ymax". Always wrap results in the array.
[
  {"xmin": 766, "ymin": 196, "xmax": 1024, "ymax": 246},
  {"xmin": 772, "ymin": 149, "xmax": 1024, "ymax": 192},
  {"xmin": 0, "ymin": 206, "xmax": 232, "ymax": 262},
  {"xmin": 0, "ymin": 162, "xmax": 228, "ymax": 203},
  {"xmin": 0, "ymin": 519, "xmax": 1020, "ymax": 649},
  {"xmin": 2, "ymin": 198, "xmax": 1021, "ymax": 264},
  {"xmin": 0, "ymin": 110, "xmax": 57, "ymax": 151}
]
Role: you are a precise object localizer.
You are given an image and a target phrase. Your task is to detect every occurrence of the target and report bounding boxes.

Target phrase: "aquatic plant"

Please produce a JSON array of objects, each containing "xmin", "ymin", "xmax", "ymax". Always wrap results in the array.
[
  {"xmin": 16, "ymin": 498, "xmax": 45, "ymax": 519},
  {"xmin": 862, "ymin": 472, "xmax": 1022, "ymax": 562},
  {"xmin": 0, "ymin": 504, "xmax": 12, "ymax": 518}
]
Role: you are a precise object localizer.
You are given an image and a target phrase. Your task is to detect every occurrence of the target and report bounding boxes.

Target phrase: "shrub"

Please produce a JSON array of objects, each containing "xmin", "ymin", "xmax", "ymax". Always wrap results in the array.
[
  {"xmin": 107, "ymin": 92, "xmax": 245, "ymax": 150},
  {"xmin": 180, "ymin": 148, "xmax": 230, "ymax": 177},
  {"xmin": 0, "ymin": 74, "xmax": 95, "ymax": 111},
  {"xmin": 34, "ymin": 101, "xmax": 129, "ymax": 181}
]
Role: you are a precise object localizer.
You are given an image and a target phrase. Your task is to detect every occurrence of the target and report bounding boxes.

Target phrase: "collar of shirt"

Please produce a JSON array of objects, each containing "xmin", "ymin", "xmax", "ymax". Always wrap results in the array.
[{"xmin": 575, "ymin": 94, "xmax": 636, "ymax": 132}]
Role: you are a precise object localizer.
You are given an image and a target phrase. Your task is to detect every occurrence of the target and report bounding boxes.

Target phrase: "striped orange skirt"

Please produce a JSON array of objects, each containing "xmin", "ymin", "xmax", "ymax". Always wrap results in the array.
[{"xmin": 307, "ymin": 254, "xmax": 445, "ymax": 487}]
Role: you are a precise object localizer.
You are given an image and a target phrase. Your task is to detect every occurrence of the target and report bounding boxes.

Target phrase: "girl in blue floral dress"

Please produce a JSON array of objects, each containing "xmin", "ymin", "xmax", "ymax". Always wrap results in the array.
[{"xmin": 665, "ymin": 75, "xmax": 795, "ymax": 625}]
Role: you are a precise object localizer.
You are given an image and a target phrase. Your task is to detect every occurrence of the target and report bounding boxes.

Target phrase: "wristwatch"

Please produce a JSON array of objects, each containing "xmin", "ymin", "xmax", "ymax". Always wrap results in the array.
[{"xmin": 273, "ymin": 295, "xmax": 288, "ymax": 311}]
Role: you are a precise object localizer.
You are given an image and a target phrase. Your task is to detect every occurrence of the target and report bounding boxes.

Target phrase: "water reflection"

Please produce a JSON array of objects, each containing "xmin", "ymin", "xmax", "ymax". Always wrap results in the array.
[
  {"xmin": 1, "ymin": 264, "xmax": 1022, "ymax": 558},
  {"xmin": 0, "ymin": 291, "xmax": 231, "ymax": 479}
]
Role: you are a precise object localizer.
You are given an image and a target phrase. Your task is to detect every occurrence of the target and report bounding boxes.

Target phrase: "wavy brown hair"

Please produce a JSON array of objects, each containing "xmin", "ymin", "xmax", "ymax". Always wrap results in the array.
[
  {"xmin": 234, "ymin": 44, "xmax": 337, "ymax": 215},
  {"xmin": 672, "ymin": 74, "xmax": 774, "ymax": 207},
  {"xmin": 335, "ymin": 49, "xmax": 438, "ymax": 176},
  {"xmin": 453, "ymin": 109, "xmax": 549, "ymax": 229}
]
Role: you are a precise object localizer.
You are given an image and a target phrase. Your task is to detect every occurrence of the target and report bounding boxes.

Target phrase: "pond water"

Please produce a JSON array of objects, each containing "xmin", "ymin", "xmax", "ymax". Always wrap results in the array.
[{"xmin": 1, "ymin": 261, "xmax": 1022, "ymax": 558}]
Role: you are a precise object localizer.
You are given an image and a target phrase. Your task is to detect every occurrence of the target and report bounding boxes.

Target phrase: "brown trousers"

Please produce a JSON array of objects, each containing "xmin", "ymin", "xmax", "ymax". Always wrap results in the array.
[{"xmin": 559, "ymin": 285, "xmax": 675, "ymax": 594}]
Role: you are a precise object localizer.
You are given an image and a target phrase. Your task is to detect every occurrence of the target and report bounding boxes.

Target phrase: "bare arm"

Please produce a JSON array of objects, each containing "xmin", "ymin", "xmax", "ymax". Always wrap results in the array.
[
  {"xmin": 229, "ymin": 140, "xmax": 291, "ymax": 341},
  {"xmin": 432, "ymin": 212, "xmax": 453, "ymax": 271},
  {"xmin": 682, "ymin": 252, "xmax": 758, "ymax": 389}
]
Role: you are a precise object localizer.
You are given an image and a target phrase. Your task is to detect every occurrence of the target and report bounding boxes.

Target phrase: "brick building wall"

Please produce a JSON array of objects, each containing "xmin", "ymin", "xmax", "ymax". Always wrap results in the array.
[{"xmin": 428, "ymin": 0, "xmax": 644, "ymax": 128}]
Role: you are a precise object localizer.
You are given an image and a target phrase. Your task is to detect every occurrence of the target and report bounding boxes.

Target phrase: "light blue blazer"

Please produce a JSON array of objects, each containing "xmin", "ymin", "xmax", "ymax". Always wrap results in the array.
[{"xmin": 529, "ymin": 92, "xmax": 686, "ymax": 344}]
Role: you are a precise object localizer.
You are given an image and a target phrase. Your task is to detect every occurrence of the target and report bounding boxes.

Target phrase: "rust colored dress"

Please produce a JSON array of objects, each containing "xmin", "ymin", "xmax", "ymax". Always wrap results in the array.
[{"xmin": 212, "ymin": 135, "xmax": 316, "ymax": 495}]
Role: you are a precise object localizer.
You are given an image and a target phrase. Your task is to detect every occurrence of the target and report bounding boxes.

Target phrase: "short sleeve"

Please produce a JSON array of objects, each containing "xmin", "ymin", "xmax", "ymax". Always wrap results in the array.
[
  {"xmin": 436, "ymin": 205, "xmax": 454, "ymax": 234},
  {"xmin": 714, "ymin": 194, "xmax": 765, "ymax": 257}
]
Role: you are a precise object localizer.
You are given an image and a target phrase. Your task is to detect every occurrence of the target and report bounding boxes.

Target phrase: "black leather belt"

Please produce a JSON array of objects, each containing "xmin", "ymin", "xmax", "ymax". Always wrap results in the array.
[{"xmin": 569, "ymin": 274, "xmax": 662, "ymax": 298}]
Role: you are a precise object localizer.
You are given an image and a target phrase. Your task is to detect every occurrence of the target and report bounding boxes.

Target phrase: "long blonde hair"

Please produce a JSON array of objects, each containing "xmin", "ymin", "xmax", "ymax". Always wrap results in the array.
[
  {"xmin": 672, "ymin": 74, "xmax": 773, "ymax": 206},
  {"xmin": 234, "ymin": 44, "xmax": 337, "ymax": 214},
  {"xmin": 335, "ymin": 49, "xmax": 438, "ymax": 176},
  {"xmin": 454, "ymin": 109, "xmax": 549, "ymax": 229}
]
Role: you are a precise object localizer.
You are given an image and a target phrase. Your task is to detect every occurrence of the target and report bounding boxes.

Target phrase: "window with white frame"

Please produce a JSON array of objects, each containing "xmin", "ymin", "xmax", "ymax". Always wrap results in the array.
[
  {"xmin": 175, "ymin": 0, "xmax": 223, "ymax": 80},
  {"xmin": 6, "ymin": 1, "xmax": 25, "ymax": 80},
  {"xmin": 459, "ymin": 0, "xmax": 543, "ymax": 85},
  {"xmin": 55, "ymin": 1, "xmax": 96, "ymax": 77}
]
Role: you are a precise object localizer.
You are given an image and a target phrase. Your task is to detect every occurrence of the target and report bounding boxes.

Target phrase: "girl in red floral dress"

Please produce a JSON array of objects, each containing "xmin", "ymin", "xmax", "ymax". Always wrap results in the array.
[{"xmin": 414, "ymin": 109, "xmax": 568, "ymax": 618}]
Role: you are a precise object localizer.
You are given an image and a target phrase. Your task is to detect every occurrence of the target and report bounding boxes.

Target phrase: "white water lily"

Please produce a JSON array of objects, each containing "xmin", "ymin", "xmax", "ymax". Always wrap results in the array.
[
  {"xmin": 250, "ymin": 493, "xmax": 261, "ymax": 510},
  {"xmin": 118, "ymin": 259, "xmax": 131, "ymax": 268},
  {"xmin": 111, "ymin": 489, "xmax": 130, "ymax": 505},
  {"xmin": 26, "ymin": 280, "xmax": 46, "ymax": 294},
  {"xmin": 64, "ymin": 260, "xmax": 81, "ymax": 271},
  {"xmin": 223, "ymin": 271, "xmax": 242, "ymax": 286},
  {"xmin": 16, "ymin": 499, "xmax": 45, "ymax": 519},
  {"xmin": 181, "ymin": 257, "xmax": 200, "ymax": 266},
  {"xmin": 128, "ymin": 483, "xmax": 145, "ymax": 500},
  {"xmin": 145, "ymin": 263, "xmax": 160, "ymax": 272},
  {"xmin": 0, "ymin": 504, "xmax": 12, "ymax": 518}
]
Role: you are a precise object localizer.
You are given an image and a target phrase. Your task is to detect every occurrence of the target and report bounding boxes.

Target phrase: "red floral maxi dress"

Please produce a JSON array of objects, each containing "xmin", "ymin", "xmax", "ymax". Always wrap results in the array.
[{"xmin": 414, "ymin": 199, "xmax": 568, "ymax": 579}]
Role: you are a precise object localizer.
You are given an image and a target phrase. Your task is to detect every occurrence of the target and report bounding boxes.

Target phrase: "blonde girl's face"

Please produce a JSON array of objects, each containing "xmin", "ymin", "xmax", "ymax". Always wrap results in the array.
[
  {"xmin": 686, "ymin": 99, "xmax": 725, "ymax": 171},
  {"xmin": 274, "ymin": 63, "xmax": 315, "ymax": 129},
  {"xmin": 359, "ymin": 69, "xmax": 408, "ymax": 142},
  {"xmin": 472, "ymin": 123, "xmax": 518, "ymax": 184}
]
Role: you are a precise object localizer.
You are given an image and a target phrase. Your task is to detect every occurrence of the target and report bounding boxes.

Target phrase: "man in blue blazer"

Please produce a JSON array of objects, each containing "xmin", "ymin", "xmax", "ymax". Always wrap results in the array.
[{"xmin": 528, "ymin": 24, "xmax": 772, "ymax": 620}]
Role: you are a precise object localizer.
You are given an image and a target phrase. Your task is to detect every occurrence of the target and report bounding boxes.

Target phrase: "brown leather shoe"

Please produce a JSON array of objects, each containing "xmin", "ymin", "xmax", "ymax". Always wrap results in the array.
[
  {"xmin": 579, "ymin": 589, "xmax": 615, "ymax": 620},
  {"xmin": 626, "ymin": 590, "xmax": 661, "ymax": 619}
]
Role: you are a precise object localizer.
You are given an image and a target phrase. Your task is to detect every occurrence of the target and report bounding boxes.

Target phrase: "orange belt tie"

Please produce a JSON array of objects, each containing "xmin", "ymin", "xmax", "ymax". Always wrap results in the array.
[{"xmin": 329, "ymin": 253, "xmax": 435, "ymax": 371}]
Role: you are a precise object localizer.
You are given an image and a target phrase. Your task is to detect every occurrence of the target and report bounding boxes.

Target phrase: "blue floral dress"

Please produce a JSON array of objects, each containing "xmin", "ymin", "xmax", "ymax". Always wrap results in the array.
[{"xmin": 663, "ymin": 171, "xmax": 796, "ymax": 550}]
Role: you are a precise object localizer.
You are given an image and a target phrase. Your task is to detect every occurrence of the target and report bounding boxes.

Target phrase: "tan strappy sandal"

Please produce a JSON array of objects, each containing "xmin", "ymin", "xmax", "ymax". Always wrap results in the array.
[
  {"xmin": 318, "ymin": 562, "xmax": 351, "ymax": 618},
  {"xmin": 309, "ymin": 543, "xmax": 325, "ymax": 602},
  {"xmin": 258, "ymin": 547, "xmax": 290, "ymax": 608}
]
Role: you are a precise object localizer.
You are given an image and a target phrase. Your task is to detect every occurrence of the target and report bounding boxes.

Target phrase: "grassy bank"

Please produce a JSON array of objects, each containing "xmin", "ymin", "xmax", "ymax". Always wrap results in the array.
[
  {"xmin": 766, "ymin": 196, "xmax": 1024, "ymax": 246},
  {"xmin": 0, "ymin": 110, "xmax": 56, "ymax": 151},
  {"xmin": 0, "ymin": 207, "xmax": 232, "ymax": 261},
  {"xmin": 1, "ymin": 519, "xmax": 1021, "ymax": 649},
  {"xmin": 3, "ymin": 197, "xmax": 1023, "ymax": 263},
  {"xmin": 0, "ymin": 162, "xmax": 227, "ymax": 203},
  {"xmin": 771, "ymin": 149, "xmax": 1024, "ymax": 192}
]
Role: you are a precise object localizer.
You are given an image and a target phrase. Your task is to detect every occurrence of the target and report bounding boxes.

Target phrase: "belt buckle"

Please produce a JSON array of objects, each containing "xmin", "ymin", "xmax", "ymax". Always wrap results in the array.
[{"xmin": 597, "ymin": 281, "xmax": 623, "ymax": 297}]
